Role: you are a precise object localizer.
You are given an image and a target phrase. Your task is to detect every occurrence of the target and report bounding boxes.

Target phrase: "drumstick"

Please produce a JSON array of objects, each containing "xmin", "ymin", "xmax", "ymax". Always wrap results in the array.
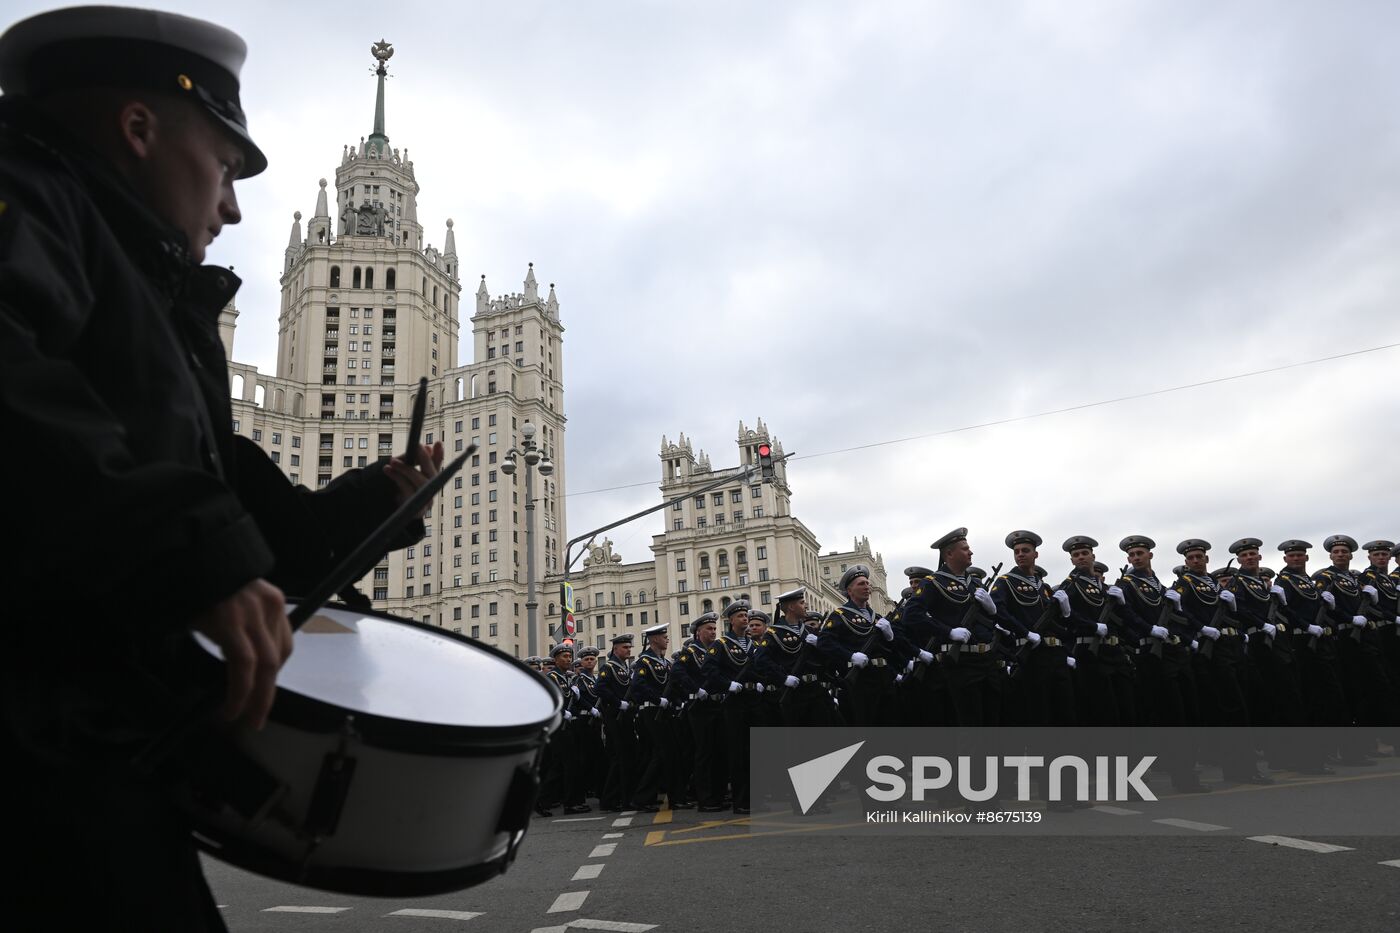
[
  {"xmin": 289, "ymin": 445, "xmax": 475, "ymax": 631},
  {"xmin": 403, "ymin": 377, "xmax": 428, "ymax": 465}
]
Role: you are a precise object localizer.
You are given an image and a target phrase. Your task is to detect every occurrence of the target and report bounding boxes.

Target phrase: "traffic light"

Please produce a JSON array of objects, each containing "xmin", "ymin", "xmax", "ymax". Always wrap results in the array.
[{"xmin": 758, "ymin": 443, "xmax": 775, "ymax": 483}]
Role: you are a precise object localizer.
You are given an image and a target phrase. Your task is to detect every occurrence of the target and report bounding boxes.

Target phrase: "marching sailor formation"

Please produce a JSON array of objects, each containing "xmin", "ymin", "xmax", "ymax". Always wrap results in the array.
[{"xmin": 528, "ymin": 530, "xmax": 1400, "ymax": 813}]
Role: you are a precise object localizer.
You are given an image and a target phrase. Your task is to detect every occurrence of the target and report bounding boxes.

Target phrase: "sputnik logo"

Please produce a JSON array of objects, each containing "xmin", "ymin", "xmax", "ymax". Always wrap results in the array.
[{"xmin": 788, "ymin": 741, "xmax": 865, "ymax": 815}]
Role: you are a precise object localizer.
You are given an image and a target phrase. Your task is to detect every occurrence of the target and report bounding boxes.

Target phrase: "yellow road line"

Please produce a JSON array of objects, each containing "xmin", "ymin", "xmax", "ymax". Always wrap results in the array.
[{"xmin": 652, "ymin": 808, "xmax": 674, "ymax": 825}]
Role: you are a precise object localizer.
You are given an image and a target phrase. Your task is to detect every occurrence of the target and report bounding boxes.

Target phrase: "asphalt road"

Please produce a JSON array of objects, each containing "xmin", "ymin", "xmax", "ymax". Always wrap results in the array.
[{"xmin": 206, "ymin": 757, "xmax": 1400, "ymax": 932}]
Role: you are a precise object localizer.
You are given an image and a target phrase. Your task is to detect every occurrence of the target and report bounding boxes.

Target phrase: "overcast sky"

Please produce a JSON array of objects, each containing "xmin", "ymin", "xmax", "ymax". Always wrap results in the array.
[{"xmin": 10, "ymin": 0, "xmax": 1396, "ymax": 582}]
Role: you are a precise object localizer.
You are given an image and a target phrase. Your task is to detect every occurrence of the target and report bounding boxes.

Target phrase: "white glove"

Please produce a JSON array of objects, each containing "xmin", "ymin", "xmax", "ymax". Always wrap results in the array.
[
  {"xmin": 1164, "ymin": 589, "xmax": 1182, "ymax": 605},
  {"xmin": 949, "ymin": 627, "xmax": 971, "ymax": 644},
  {"xmin": 1362, "ymin": 585, "xmax": 1379, "ymax": 604},
  {"xmin": 905, "ymin": 659, "xmax": 916, "ymax": 673},
  {"xmin": 1150, "ymin": 625, "xmax": 1170, "ymax": 640},
  {"xmin": 1321, "ymin": 591, "xmax": 1336, "ymax": 607},
  {"xmin": 564, "ymin": 710, "xmax": 574, "ymax": 721},
  {"xmin": 1395, "ymin": 615, "xmax": 1400, "ymax": 626},
  {"xmin": 1096, "ymin": 623, "xmax": 1108, "ymax": 637},
  {"xmin": 1025, "ymin": 630, "xmax": 1042, "ymax": 647},
  {"xmin": 619, "ymin": 701, "xmax": 630, "ymax": 712},
  {"xmin": 1352, "ymin": 615, "xmax": 1368, "ymax": 629},
  {"xmin": 659, "ymin": 697, "xmax": 670, "ymax": 708},
  {"xmin": 974, "ymin": 589, "xmax": 996, "ymax": 613},
  {"xmin": 895, "ymin": 674, "xmax": 904, "ymax": 684},
  {"xmin": 1307, "ymin": 624, "xmax": 1324, "ymax": 638},
  {"xmin": 1107, "ymin": 585, "xmax": 1126, "ymax": 604},
  {"xmin": 1190, "ymin": 640, "xmax": 1199, "ymax": 652},
  {"xmin": 918, "ymin": 649, "xmax": 934, "ymax": 664},
  {"xmin": 804, "ymin": 632, "xmax": 819, "ymax": 645},
  {"xmin": 850, "ymin": 652, "xmax": 870, "ymax": 668},
  {"xmin": 755, "ymin": 683, "xmax": 766, "ymax": 694},
  {"xmin": 1052, "ymin": 590, "xmax": 1071, "ymax": 617},
  {"xmin": 1066, "ymin": 656, "xmax": 1077, "ymax": 669},
  {"xmin": 590, "ymin": 707, "xmax": 602, "ymax": 718},
  {"xmin": 1219, "ymin": 590, "xmax": 1236, "ymax": 608},
  {"xmin": 571, "ymin": 685, "xmax": 580, "ymax": 698},
  {"xmin": 728, "ymin": 681, "xmax": 742, "ymax": 694},
  {"xmin": 696, "ymin": 688, "xmax": 708, "ymax": 700},
  {"xmin": 1270, "ymin": 584, "xmax": 1287, "ymax": 604},
  {"xmin": 875, "ymin": 618, "xmax": 894, "ymax": 641},
  {"xmin": 1263, "ymin": 623, "xmax": 1277, "ymax": 637},
  {"xmin": 785, "ymin": 675, "xmax": 800, "ymax": 688},
  {"xmin": 1201, "ymin": 626, "xmax": 1221, "ymax": 641}
]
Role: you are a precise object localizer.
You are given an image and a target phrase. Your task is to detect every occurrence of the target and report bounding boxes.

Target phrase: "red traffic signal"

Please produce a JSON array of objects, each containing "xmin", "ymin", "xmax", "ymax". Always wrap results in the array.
[{"xmin": 758, "ymin": 443, "xmax": 775, "ymax": 482}]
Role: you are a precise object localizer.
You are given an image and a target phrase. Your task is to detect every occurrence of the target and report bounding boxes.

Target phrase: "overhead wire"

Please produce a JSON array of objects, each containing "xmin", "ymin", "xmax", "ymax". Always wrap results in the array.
[{"xmin": 564, "ymin": 339, "xmax": 1400, "ymax": 499}]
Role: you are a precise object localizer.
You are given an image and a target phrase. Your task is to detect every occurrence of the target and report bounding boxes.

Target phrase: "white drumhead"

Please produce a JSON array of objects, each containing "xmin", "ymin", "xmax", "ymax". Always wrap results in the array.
[{"xmin": 194, "ymin": 605, "xmax": 556, "ymax": 728}]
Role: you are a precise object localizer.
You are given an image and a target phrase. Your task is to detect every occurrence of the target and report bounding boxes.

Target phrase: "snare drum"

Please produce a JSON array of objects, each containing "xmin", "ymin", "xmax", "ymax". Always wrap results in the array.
[{"xmin": 181, "ymin": 604, "xmax": 561, "ymax": 896}]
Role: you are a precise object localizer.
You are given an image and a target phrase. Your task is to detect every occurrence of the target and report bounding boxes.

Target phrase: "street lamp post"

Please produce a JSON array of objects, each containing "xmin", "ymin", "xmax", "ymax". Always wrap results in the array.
[{"xmin": 502, "ymin": 421, "xmax": 553, "ymax": 659}]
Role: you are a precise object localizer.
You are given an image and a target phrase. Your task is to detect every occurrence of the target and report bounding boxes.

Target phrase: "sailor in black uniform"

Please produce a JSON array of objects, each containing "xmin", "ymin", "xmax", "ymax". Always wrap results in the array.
[
  {"xmin": 702, "ymin": 601, "xmax": 762, "ymax": 814},
  {"xmin": 1060, "ymin": 535, "xmax": 1136, "ymax": 726},
  {"xmin": 596, "ymin": 633, "xmax": 637, "ymax": 812},
  {"xmin": 816, "ymin": 565, "xmax": 916, "ymax": 726}
]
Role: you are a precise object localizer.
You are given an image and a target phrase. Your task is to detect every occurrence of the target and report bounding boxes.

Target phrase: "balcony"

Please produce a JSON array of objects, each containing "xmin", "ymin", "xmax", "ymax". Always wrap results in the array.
[
  {"xmin": 325, "ymin": 330, "xmax": 339, "ymax": 338},
  {"xmin": 382, "ymin": 348, "xmax": 395, "ymax": 358},
  {"xmin": 323, "ymin": 365, "xmax": 337, "ymax": 374}
]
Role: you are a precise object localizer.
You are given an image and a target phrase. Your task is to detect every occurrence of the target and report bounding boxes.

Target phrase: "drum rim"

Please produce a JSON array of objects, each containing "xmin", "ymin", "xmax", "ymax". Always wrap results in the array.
[
  {"xmin": 192, "ymin": 826, "xmax": 519, "ymax": 896},
  {"xmin": 201, "ymin": 601, "xmax": 562, "ymax": 744}
]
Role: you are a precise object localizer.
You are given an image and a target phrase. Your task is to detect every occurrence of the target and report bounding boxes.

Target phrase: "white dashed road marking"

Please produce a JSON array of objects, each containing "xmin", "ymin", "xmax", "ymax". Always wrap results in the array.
[
  {"xmin": 1091, "ymin": 806, "xmax": 1142, "ymax": 816},
  {"xmin": 555, "ymin": 817, "xmax": 605, "ymax": 823},
  {"xmin": 588, "ymin": 843, "xmax": 618, "ymax": 858},
  {"xmin": 387, "ymin": 908, "xmax": 484, "ymax": 920},
  {"xmin": 1247, "ymin": 836, "xmax": 1355, "ymax": 853},
  {"xmin": 263, "ymin": 906, "xmax": 350, "ymax": 913},
  {"xmin": 612, "ymin": 817, "xmax": 633, "ymax": 827},
  {"xmin": 1153, "ymin": 818, "xmax": 1228, "ymax": 832},
  {"xmin": 572, "ymin": 864, "xmax": 605, "ymax": 881},
  {"xmin": 549, "ymin": 891, "xmax": 590, "ymax": 913},
  {"xmin": 602, "ymin": 832, "xmax": 625, "ymax": 839},
  {"xmin": 1380, "ymin": 859, "xmax": 1400, "ymax": 869}
]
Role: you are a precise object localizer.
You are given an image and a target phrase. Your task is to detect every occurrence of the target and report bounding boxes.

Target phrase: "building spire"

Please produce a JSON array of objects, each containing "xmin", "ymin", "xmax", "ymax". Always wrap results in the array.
[
  {"xmin": 313, "ymin": 178, "xmax": 329, "ymax": 218},
  {"xmin": 444, "ymin": 218, "xmax": 457, "ymax": 257},
  {"xmin": 368, "ymin": 39, "xmax": 394, "ymax": 153},
  {"xmin": 524, "ymin": 262, "xmax": 538, "ymax": 302},
  {"xmin": 287, "ymin": 211, "xmax": 302, "ymax": 249}
]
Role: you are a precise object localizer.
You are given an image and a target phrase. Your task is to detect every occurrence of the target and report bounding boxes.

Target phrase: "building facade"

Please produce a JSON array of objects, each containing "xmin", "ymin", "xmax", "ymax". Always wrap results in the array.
[
  {"xmin": 566, "ymin": 420, "xmax": 893, "ymax": 651},
  {"xmin": 225, "ymin": 45, "xmax": 566, "ymax": 658}
]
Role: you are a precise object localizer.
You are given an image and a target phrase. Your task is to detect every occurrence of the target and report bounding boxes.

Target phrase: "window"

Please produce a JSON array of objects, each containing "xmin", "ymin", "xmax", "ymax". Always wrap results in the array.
[
  {"xmin": 290, "ymin": 454, "xmax": 299, "ymax": 466},
  {"xmin": 694, "ymin": 495, "xmax": 705, "ymax": 509},
  {"xmin": 489, "ymin": 602, "xmax": 499, "ymax": 616},
  {"xmin": 751, "ymin": 485, "xmax": 762, "ymax": 498},
  {"xmin": 677, "ymin": 580, "xmax": 687, "ymax": 593},
  {"xmin": 759, "ymin": 568, "xmax": 770, "ymax": 581},
  {"xmin": 342, "ymin": 455, "xmax": 352, "ymax": 467},
  {"xmin": 405, "ymin": 585, "xmax": 414, "ymax": 597},
  {"xmin": 731, "ymin": 489, "xmax": 742, "ymax": 503},
  {"xmin": 676, "ymin": 558, "xmax": 686, "ymax": 572},
  {"xmin": 373, "ymin": 587, "xmax": 387, "ymax": 600},
  {"xmin": 489, "ymin": 623, "xmax": 498, "ymax": 637},
  {"xmin": 271, "ymin": 432, "xmax": 282, "ymax": 445},
  {"xmin": 251, "ymin": 429, "xmax": 262, "ymax": 442},
  {"xmin": 712, "ymin": 492, "xmax": 724, "ymax": 507},
  {"xmin": 757, "ymin": 545, "xmax": 768, "ymax": 560},
  {"xmin": 673, "ymin": 501, "xmax": 683, "ymax": 511},
  {"xmin": 761, "ymin": 591, "xmax": 772, "ymax": 605},
  {"xmin": 679, "ymin": 601, "xmax": 690, "ymax": 615},
  {"xmin": 697, "ymin": 517, "xmax": 707, "ymax": 529},
  {"xmin": 471, "ymin": 625, "xmax": 480, "ymax": 638},
  {"xmin": 291, "ymin": 436, "xmax": 301, "ymax": 448},
  {"xmin": 753, "ymin": 506, "xmax": 764, "ymax": 518},
  {"xmin": 673, "ymin": 519, "xmax": 683, "ymax": 531}
]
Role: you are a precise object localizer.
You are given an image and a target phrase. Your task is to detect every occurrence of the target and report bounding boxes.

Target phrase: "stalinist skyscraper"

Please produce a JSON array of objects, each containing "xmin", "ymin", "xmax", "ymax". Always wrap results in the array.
[{"xmin": 225, "ymin": 42, "xmax": 567, "ymax": 659}]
